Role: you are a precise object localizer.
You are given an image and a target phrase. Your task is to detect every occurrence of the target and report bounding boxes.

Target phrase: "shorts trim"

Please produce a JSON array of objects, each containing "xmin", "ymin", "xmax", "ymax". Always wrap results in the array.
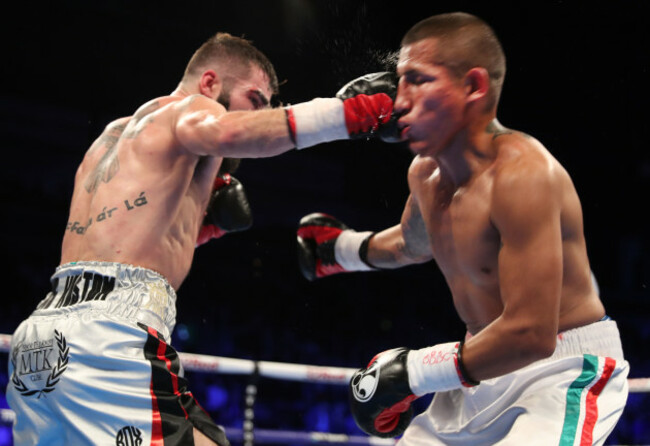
[
  {"xmin": 559, "ymin": 354, "xmax": 617, "ymax": 446},
  {"xmin": 140, "ymin": 323, "xmax": 231, "ymax": 446},
  {"xmin": 142, "ymin": 323, "xmax": 191, "ymax": 444}
]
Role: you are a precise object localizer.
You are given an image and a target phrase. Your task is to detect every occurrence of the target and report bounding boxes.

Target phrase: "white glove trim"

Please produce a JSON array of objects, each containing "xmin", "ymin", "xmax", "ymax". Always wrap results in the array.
[
  {"xmin": 287, "ymin": 98, "xmax": 348, "ymax": 149},
  {"xmin": 407, "ymin": 342, "xmax": 467, "ymax": 396},
  {"xmin": 335, "ymin": 230, "xmax": 376, "ymax": 272}
]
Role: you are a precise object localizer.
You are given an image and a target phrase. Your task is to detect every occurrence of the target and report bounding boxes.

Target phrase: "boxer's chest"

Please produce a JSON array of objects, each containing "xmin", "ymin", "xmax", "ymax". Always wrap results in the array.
[{"xmin": 419, "ymin": 174, "xmax": 500, "ymax": 284}]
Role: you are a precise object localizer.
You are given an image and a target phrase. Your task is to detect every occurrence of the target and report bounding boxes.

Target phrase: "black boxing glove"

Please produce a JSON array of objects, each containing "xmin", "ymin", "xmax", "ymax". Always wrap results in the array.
[
  {"xmin": 336, "ymin": 72, "xmax": 401, "ymax": 143},
  {"xmin": 349, "ymin": 342, "xmax": 480, "ymax": 438},
  {"xmin": 349, "ymin": 348, "xmax": 417, "ymax": 438},
  {"xmin": 296, "ymin": 213, "xmax": 377, "ymax": 281},
  {"xmin": 196, "ymin": 174, "xmax": 252, "ymax": 247}
]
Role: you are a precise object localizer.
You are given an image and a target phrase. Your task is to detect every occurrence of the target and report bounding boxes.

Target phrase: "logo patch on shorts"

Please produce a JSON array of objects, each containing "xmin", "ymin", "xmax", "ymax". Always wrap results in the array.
[
  {"xmin": 11, "ymin": 330, "xmax": 70, "ymax": 398},
  {"xmin": 115, "ymin": 426, "xmax": 143, "ymax": 446},
  {"xmin": 350, "ymin": 361, "xmax": 380, "ymax": 402}
]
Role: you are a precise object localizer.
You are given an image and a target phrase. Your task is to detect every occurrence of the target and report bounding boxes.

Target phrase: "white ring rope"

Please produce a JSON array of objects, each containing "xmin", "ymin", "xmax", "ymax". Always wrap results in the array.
[
  {"xmin": 1, "ymin": 333, "xmax": 648, "ymax": 391},
  {"xmin": 0, "ymin": 408, "xmax": 397, "ymax": 445}
]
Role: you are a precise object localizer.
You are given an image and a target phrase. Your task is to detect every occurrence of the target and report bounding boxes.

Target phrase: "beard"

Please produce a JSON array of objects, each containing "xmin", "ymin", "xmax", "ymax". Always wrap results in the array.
[
  {"xmin": 213, "ymin": 83, "xmax": 240, "ymax": 175},
  {"xmin": 216, "ymin": 89, "xmax": 230, "ymax": 110}
]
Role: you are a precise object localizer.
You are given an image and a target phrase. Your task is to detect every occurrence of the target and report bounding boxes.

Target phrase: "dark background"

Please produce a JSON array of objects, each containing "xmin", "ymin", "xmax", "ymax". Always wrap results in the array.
[{"xmin": 1, "ymin": 1, "xmax": 648, "ymax": 445}]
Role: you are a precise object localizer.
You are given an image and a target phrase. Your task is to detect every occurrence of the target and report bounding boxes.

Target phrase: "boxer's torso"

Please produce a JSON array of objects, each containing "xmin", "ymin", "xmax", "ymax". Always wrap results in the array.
[
  {"xmin": 409, "ymin": 130, "xmax": 605, "ymax": 335},
  {"xmin": 61, "ymin": 96, "xmax": 223, "ymax": 290}
]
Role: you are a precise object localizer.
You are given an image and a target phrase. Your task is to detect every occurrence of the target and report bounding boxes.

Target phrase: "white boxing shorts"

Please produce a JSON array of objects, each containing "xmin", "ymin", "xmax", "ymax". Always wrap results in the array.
[
  {"xmin": 7, "ymin": 261, "xmax": 230, "ymax": 446},
  {"xmin": 398, "ymin": 319, "xmax": 629, "ymax": 446}
]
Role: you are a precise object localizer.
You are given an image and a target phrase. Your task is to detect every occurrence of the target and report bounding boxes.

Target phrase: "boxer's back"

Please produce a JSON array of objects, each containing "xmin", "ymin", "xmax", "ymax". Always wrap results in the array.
[{"xmin": 61, "ymin": 96, "xmax": 220, "ymax": 289}]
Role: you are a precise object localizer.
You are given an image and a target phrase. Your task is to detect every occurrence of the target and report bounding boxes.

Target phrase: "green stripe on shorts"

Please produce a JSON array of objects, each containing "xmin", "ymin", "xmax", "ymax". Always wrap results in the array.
[{"xmin": 559, "ymin": 354, "xmax": 599, "ymax": 446}]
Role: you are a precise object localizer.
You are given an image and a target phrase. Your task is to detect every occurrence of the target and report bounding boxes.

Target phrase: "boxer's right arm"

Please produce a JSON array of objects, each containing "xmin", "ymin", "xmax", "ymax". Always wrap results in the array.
[
  {"xmin": 365, "ymin": 194, "xmax": 433, "ymax": 268},
  {"xmin": 296, "ymin": 195, "xmax": 432, "ymax": 280}
]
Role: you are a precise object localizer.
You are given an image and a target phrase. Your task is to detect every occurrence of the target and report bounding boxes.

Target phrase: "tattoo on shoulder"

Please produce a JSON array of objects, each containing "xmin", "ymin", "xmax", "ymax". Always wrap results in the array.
[
  {"xmin": 485, "ymin": 121, "xmax": 513, "ymax": 140},
  {"xmin": 123, "ymin": 100, "xmax": 160, "ymax": 139},
  {"xmin": 485, "ymin": 121, "xmax": 532, "ymax": 140},
  {"xmin": 84, "ymin": 122, "xmax": 126, "ymax": 193},
  {"xmin": 180, "ymin": 95, "xmax": 200, "ymax": 111}
]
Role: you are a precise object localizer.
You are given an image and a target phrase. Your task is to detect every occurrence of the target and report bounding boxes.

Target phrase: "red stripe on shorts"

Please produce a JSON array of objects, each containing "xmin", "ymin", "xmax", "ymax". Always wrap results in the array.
[
  {"xmin": 147, "ymin": 326, "xmax": 165, "ymax": 445},
  {"xmin": 579, "ymin": 357, "xmax": 616, "ymax": 446},
  {"xmin": 151, "ymin": 327, "xmax": 189, "ymax": 419}
]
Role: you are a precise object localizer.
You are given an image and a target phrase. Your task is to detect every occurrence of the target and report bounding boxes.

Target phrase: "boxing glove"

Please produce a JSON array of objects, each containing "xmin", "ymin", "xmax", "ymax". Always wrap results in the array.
[
  {"xmin": 196, "ymin": 174, "xmax": 252, "ymax": 246},
  {"xmin": 296, "ymin": 213, "xmax": 377, "ymax": 281},
  {"xmin": 349, "ymin": 342, "xmax": 479, "ymax": 438},
  {"xmin": 336, "ymin": 72, "xmax": 402, "ymax": 143},
  {"xmin": 285, "ymin": 76, "xmax": 396, "ymax": 149}
]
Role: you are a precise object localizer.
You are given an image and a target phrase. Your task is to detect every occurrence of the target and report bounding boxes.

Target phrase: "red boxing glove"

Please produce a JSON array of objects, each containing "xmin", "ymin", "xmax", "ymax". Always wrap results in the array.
[
  {"xmin": 196, "ymin": 224, "xmax": 227, "ymax": 246},
  {"xmin": 196, "ymin": 173, "xmax": 252, "ymax": 247},
  {"xmin": 284, "ymin": 73, "xmax": 397, "ymax": 149},
  {"xmin": 296, "ymin": 213, "xmax": 376, "ymax": 281},
  {"xmin": 341, "ymin": 93, "xmax": 394, "ymax": 139},
  {"xmin": 336, "ymin": 72, "xmax": 401, "ymax": 142}
]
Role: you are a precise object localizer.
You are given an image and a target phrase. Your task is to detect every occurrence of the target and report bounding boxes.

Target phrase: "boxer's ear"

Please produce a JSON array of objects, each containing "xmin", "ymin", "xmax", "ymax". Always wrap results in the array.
[
  {"xmin": 463, "ymin": 67, "xmax": 489, "ymax": 104},
  {"xmin": 199, "ymin": 70, "xmax": 222, "ymax": 100}
]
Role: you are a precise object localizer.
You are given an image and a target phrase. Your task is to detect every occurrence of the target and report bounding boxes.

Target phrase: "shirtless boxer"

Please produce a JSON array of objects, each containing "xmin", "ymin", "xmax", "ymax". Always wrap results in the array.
[
  {"xmin": 297, "ymin": 13, "xmax": 629, "ymax": 445},
  {"xmin": 6, "ymin": 32, "xmax": 397, "ymax": 446}
]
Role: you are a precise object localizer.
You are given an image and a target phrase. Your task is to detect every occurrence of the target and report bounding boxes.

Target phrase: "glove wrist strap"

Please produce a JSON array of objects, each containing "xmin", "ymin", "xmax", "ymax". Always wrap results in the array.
[
  {"xmin": 335, "ymin": 230, "xmax": 377, "ymax": 271},
  {"xmin": 286, "ymin": 98, "xmax": 348, "ymax": 149},
  {"xmin": 456, "ymin": 340, "xmax": 480, "ymax": 387},
  {"xmin": 407, "ymin": 341, "xmax": 479, "ymax": 396}
]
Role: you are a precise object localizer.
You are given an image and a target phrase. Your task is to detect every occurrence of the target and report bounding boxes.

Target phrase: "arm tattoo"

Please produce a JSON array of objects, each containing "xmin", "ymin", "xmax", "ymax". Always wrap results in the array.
[
  {"xmin": 402, "ymin": 202, "xmax": 429, "ymax": 258},
  {"xmin": 123, "ymin": 100, "xmax": 160, "ymax": 139},
  {"xmin": 84, "ymin": 123, "xmax": 125, "ymax": 193},
  {"xmin": 84, "ymin": 100, "xmax": 161, "ymax": 193}
]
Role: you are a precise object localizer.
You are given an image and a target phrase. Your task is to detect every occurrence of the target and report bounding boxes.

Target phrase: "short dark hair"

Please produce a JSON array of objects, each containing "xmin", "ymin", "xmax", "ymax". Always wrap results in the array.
[
  {"xmin": 184, "ymin": 32, "xmax": 279, "ymax": 96},
  {"xmin": 402, "ymin": 12, "xmax": 506, "ymax": 108}
]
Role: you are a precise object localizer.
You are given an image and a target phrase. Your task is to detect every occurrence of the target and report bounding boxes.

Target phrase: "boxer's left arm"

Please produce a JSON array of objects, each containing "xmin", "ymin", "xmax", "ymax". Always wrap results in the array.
[
  {"xmin": 175, "ymin": 96, "xmax": 294, "ymax": 158},
  {"xmin": 349, "ymin": 342, "xmax": 479, "ymax": 438},
  {"xmin": 173, "ymin": 76, "xmax": 396, "ymax": 159},
  {"xmin": 459, "ymin": 157, "xmax": 563, "ymax": 381}
]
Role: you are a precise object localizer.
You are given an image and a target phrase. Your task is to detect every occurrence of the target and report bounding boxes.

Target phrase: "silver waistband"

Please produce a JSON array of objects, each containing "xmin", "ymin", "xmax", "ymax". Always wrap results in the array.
[{"xmin": 34, "ymin": 261, "xmax": 177, "ymax": 340}]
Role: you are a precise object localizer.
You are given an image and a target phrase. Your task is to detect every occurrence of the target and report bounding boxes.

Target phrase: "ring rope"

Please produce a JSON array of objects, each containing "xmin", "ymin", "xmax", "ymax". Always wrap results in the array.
[
  {"xmin": 0, "ymin": 333, "xmax": 647, "ymax": 391},
  {"xmin": 0, "ymin": 333, "xmax": 353, "ymax": 385},
  {"xmin": 0, "ymin": 408, "xmax": 395, "ymax": 445}
]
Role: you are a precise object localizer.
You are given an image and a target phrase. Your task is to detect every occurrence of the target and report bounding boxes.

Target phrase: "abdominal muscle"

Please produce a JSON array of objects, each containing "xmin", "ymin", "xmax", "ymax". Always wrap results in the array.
[{"xmin": 443, "ymin": 261, "xmax": 605, "ymax": 337}]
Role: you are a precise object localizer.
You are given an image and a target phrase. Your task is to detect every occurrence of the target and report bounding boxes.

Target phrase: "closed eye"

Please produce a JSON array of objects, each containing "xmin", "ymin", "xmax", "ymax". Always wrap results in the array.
[
  {"xmin": 403, "ymin": 71, "xmax": 434, "ymax": 86},
  {"xmin": 249, "ymin": 90, "xmax": 270, "ymax": 110}
]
